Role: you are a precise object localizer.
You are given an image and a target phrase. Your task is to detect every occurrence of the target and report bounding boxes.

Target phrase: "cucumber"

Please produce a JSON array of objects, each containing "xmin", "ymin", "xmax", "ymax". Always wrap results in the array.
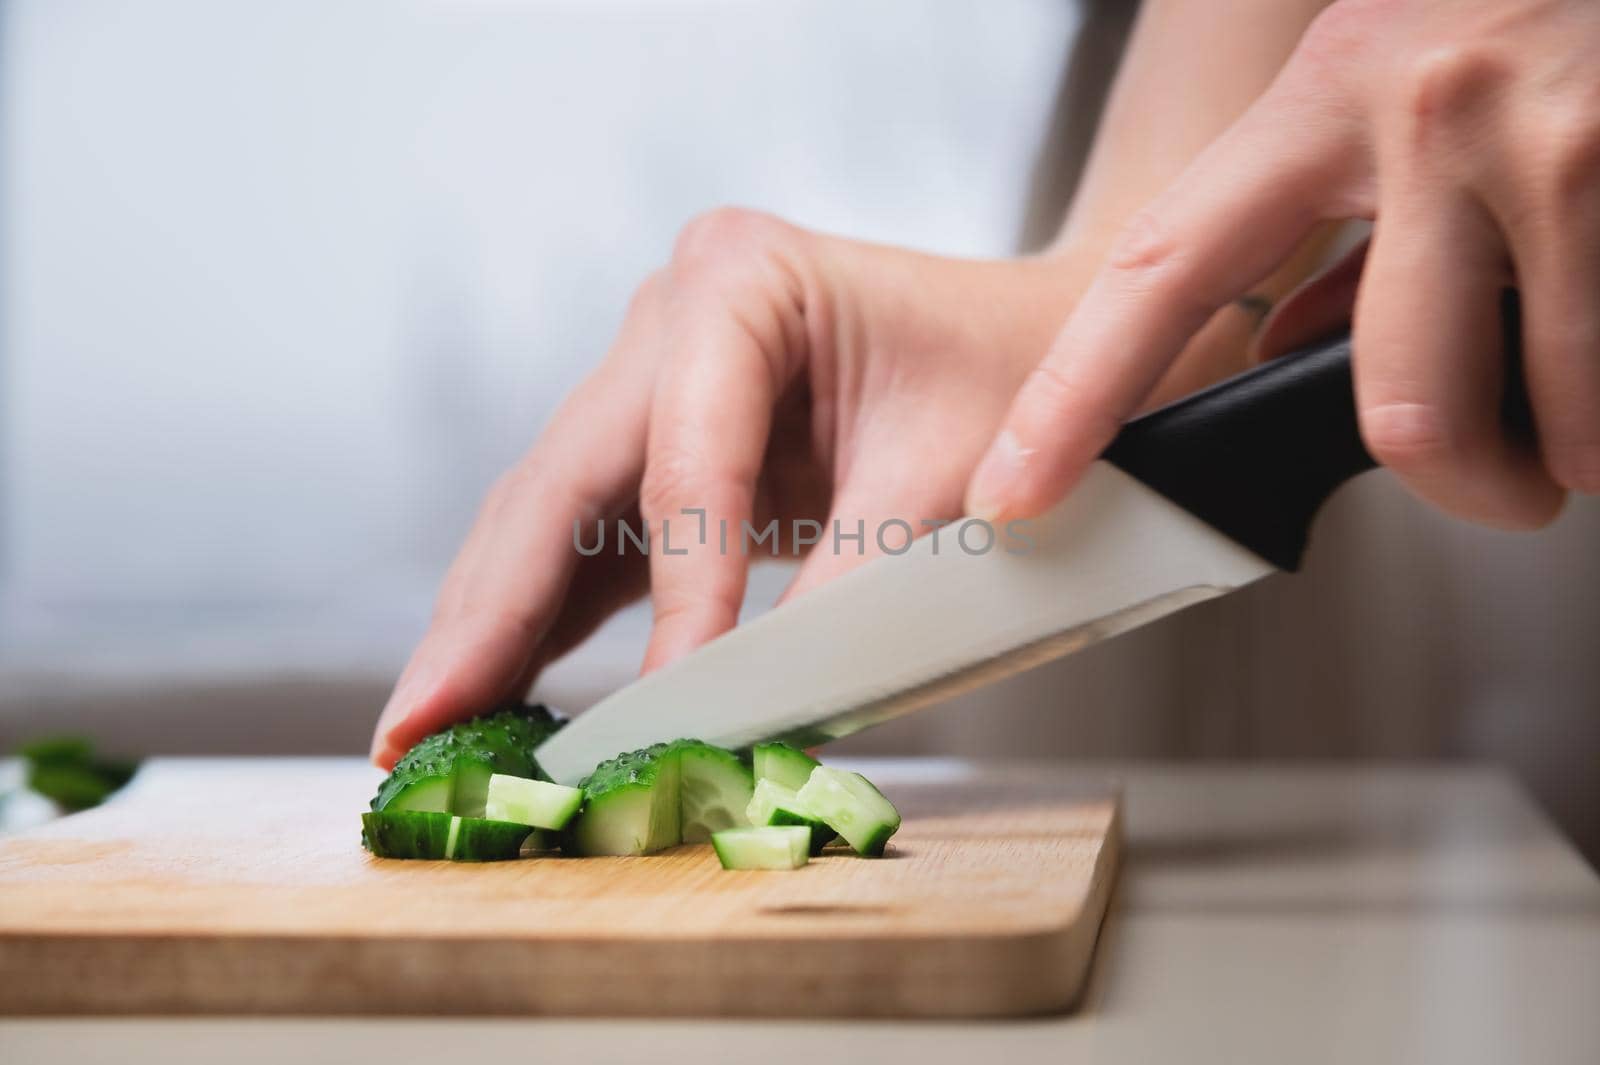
[
  {"xmin": 746, "ymin": 778, "xmax": 835, "ymax": 855},
  {"xmin": 795, "ymin": 766, "xmax": 901, "ymax": 857},
  {"xmin": 361, "ymin": 810, "xmax": 532, "ymax": 861},
  {"xmin": 563, "ymin": 743, "xmax": 682, "ymax": 856},
  {"xmin": 370, "ymin": 704, "xmax": 566, "ymax": 817},
  {"xmin": 711, "ymin": 826, "xmax": 811, "ymax": 870},
  {"xmin": 751, "ymin": 742, "xmax": 820, "ymax": 791},
  {"xmin": 484, "ymin": 773, "xmax": 583, "ymax": 830},
  {"xmin": 674, "ymin": 741, "xmax": 755, "ymax": 842}
]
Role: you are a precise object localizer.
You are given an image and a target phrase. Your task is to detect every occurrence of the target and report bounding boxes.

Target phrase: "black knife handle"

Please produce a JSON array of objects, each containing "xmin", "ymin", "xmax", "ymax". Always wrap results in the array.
[{"xmin": 1102, "ymin": 292, "xmax": 1533, "ymax": 571}]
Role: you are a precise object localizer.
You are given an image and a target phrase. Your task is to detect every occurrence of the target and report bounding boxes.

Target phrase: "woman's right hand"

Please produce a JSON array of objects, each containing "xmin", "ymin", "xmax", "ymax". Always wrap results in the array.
[{"xmin": 371, "ymin": 210, "xmax": 1099, "ymax": 767}]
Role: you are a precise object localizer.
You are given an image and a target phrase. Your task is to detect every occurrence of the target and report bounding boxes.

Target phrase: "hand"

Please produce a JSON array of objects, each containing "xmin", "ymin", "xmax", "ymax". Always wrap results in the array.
[
  {"xmin": 967, "ymin": 0, "xmax": 1600, "ymax": 531},
  {"xmin": 371, "ymin": 210, "xmax": 1091, "ymax": 767}
]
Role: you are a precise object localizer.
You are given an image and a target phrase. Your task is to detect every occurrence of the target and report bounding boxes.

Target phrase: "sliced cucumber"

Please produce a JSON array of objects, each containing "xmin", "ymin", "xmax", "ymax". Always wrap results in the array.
[
  {"xmin": 363, "ymin": 810, "xmax": 454, "ymax": 858},
  {"xmin": 370, "ymin": 704, "xmax": 567, "ymax": 816},
  {"xmin": 795, "ymin": 766, "xmax": 901, "ymax": 857},
  {"xmin": 449, "ymin": 816, "xmax": 535, "ymax": 861},
  {"xmin": 711, "ymin": 826, "xmax": 811, "ymax": 870},
  {"xmin": 751, "ymin": 741, "xmax": 820, "ymax": 792},
  {"xmin": 564, "ymin": 743, "xmax": 682, "ymax": 856},
  {"xmin": 746, "ymin": 778, "xmax": 835, "ymax": 855},
  {"xmin": 362, "ymin": 810, "xmax": 532, "ymax": 861},
  {"xmin": 675, "ymin": 741, "xmax": 754, "ymax": 842},
  {"xmin": 485, "ymin": 773, "xmax": 584, "ymax": 830}
]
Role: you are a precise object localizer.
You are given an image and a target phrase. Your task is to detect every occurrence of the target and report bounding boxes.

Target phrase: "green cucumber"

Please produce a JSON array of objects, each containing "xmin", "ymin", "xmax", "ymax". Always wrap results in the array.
[
  {"xmin": 674, "ymin": 741, "xmax": 755, "ymax": 842},
  {"xmin": 484, "ymin": 773, "xmax": 583, "ymax": 830},
  {"xmin": 795, "ymin": 766, "xmax": 901, "ymax": 857},
  {"xmin": 563, "ymin": 743, "xmax": 682, "ymax": 856},
  {"xmin": 746, "ymin": 778, "xmax": 835, "ymax": 855},
  {"xmin": 370, "ymin": 704, "xmax": 566, "ymax": 817},
  {"xmin": 751, "ymin": 742, "xmax": 820, "ymax": 791},
  {"xmin": 711, "ymin": 826, "xmax": 811, "ymax": 870},
  {"xmin": 361, "ymin": 810, "xmax": 532, "ymax": 861}
]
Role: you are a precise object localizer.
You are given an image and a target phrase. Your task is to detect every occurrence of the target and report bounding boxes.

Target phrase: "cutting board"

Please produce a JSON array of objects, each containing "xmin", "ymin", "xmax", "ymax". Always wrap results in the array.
[{"xmin": 0, "ymin": 758, "xmax": 1120, "ymax": 1018}]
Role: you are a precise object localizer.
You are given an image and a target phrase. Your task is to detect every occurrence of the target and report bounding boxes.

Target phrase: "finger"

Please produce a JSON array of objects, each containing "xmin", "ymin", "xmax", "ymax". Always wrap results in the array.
[
  {"xmin": 966, "ymin": 91, "xmax": 1353, "ymax": 522},
  {"xmin": 1254, "ymin": 237, "xmax": 1369, "ymax": 361},
  {"xmin": 371, "ymin": 305, "xmax": 659, "ymax": 767},
  {"xmin": 637, "ymin": 270, "xmax": 795, "ymax": 672},
  {"xmin": 1352, "ymin": 190, "xmax": 1563, "ymax": 528},
  {"xmin": 1499, "ymin": 178, "xmax": 1600, "ymax": 496}
]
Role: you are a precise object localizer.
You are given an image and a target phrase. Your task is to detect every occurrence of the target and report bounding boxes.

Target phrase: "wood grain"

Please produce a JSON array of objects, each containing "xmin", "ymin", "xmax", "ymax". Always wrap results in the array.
[{"xmin": 0, "ymin": 759, "xmax": 1120, "ymax": 1017}]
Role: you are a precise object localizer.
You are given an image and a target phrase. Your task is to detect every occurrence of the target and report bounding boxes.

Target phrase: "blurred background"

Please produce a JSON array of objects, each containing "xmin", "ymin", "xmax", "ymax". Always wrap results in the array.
[{"xmin": 1, "ymin": 0, "xmax": 1595, "ymax": 860}]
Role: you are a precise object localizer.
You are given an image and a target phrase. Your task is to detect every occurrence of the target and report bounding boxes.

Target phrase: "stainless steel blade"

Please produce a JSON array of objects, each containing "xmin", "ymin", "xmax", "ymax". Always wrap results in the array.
[{"xmin": 535, "ymin": 462, "xmax": 1276, "ymax": 785}]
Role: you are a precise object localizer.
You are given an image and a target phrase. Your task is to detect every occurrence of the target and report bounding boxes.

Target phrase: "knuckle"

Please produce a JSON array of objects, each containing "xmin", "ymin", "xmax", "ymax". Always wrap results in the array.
[
  {"xmin": 1401, "ymin": 45, "xmax": 1505, "ymax": 135},
  {"xmin": 638, "ymin": 447, "xmax": 705, "ymax": 520},
  {"xmin": 671, "ymin": 206, "xmax": 786, "ymax": 277},
  {"xmin": 1361, "ymin": 400, "xmax": 1458, "ymax": 471},
  {"xmin": 1540, "ymin": 111, "xmax": 1600, "ymax": 203}
]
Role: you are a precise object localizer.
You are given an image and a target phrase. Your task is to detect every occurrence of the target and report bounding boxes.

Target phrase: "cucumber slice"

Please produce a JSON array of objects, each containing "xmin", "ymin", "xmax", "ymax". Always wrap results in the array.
[
  {"xmin": 450, "ymin": 816, "xmax": 535, "ymax": 862},
  {"xmin": 746, "ymin": 778, "xmax": 835, "ymax": 855},
  {"xmin": 485, "ymin": 773, "xmax": 583, "ymax": 830},
  {"xmin": 564, "ymin": 743, "xmax": 682, "ymax": 856},
  {"xmin": 362, "ymin": 810, "xmax": 532, "ymax": 861},
  {"xmin": 675, "ymin": 741, "xmax": 755, "ymax": 842},
  {"xmin": 751, "ymin": 742, "xmax": 819, "ymax": 791},
  {"xmin": 795, "ymin": 766, "xmax": 901, "ymax": 857},
  {"xmin": 711, "ymin": 826, "xmax": 811, "ymax": 870},
  {"xmin": 362, "ymin": 810, "xmax": 454, "ymax": 858}
]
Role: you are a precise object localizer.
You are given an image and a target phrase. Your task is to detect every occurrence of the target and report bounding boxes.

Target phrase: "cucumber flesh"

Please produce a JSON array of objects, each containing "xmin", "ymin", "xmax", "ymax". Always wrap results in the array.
[
  {"xmin": 795, "ymin": 766, "xmax": 901, "ymax": 857},
  {"xmin": 676, "ymin": 741, "xmax": 754, "ymax": 842},
  {"xmin": 450, "ymin": 759, "xmax": 495, "ymax": 818},
  {"xmin": 485, "ymin": 773, "xmax": 583, "ymax": 830},
  {"xmin": 752, "ymin": 742, "xmax": 820, "ymax": 792},
  {"xmin": 746, "ymin": 778, "xmax": 835, "ymax": 855},
  {"xmin": 711, "ymin": 826, "xmax": 811, "ymax": 870},
  {"xmin": 362, "ymin": 810, "xmax": 531, "ymax": 861},
  {"xmin": 564, "ymin": 744, "xmax": 682, "ymax": 856},
  {"xmin": 379, "ymin": 775, "xmax": 453, "ymax": 814}
]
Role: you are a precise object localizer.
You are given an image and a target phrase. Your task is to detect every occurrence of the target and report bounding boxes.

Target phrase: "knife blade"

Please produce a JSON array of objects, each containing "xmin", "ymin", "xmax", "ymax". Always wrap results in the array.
[{"xmin": 535, "ymin": 461, "xmax": 1275, "ymax": 785}]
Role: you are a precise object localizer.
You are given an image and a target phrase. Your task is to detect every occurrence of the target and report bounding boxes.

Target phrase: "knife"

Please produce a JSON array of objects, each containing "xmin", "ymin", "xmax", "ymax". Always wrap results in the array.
[{"xmin": 536, "ymin": 314, "xmax": 1533, "ymax": 786}]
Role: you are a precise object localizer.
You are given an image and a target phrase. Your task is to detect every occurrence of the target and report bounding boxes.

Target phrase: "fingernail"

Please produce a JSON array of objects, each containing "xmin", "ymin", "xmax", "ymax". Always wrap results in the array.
[{"xmin": 967, "ymin": 430, "xmax": 1030, "ymax": 521}]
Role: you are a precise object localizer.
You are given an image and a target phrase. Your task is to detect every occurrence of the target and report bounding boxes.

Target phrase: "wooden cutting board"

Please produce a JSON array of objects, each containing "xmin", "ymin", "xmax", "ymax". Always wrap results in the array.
[{"xmin": 0, "ymin": 758, "xmax": 1120, "ymax": 1018}]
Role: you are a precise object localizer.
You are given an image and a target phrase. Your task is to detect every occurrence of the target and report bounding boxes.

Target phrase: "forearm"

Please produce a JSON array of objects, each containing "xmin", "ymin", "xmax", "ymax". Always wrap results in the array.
[{"xmin": 1055, "ymin": 0, "xmax": 1337, "ymax": 399}]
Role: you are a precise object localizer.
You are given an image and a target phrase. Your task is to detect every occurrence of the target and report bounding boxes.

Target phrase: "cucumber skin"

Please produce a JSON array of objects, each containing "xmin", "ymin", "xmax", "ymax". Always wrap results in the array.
[
  {"xmin": 751, "ymin": 742, "xmax": 820, "ymax": 792},
  {"xmin": 362, "ymin": 810, "xmax": 532, "ymax": 861},
  {"xmin": 370, "ymin": 704, "xmax": 565, "ymax": 815}
]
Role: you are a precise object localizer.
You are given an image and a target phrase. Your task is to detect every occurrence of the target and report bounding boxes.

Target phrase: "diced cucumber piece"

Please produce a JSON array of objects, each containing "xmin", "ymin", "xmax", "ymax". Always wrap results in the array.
[
  {"xmin": 485, "ymin": 773, "xmax": 583, "ymax": 830},
  {"xmin": 362, "ymin": 810, "xmax": 532, "ymax": 861},
  {"xmin": 674, "ymin": 741, "xmax": 755, "ymax": 842},
  {"xmin": 752, "ymin": 742, "xmax": 820, "ymax": 792},
  {"xmin": 379, "ymin": 774, "xmax": 454, "ymax": 814},
  {"xmin": 363, "ymin": 810, "xmax": 454, "ymax": 858},
  {"xmin": 563, "ymin": 743, "xmax": 682, "ymax": 856},
  {"xmin": 450, "ymin": 759, "xmax": 495, "ymax": 819},
  {"xmin": 711, "ymin": 826, "xmax": 811, "ymax": 870},
  {"xmin": 746, "ymin": 778, "xmax": 835, "ymax": 855},
  {"xmin": 796, "ymin": 766, "xmax": 901, "ymax": 857}
]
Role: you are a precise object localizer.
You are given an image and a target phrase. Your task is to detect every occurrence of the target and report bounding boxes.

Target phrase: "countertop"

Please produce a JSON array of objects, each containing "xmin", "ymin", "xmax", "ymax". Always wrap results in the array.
[{"xmin": 3, "ymin": 760, "xmax": 1597, "ymax": 1063}]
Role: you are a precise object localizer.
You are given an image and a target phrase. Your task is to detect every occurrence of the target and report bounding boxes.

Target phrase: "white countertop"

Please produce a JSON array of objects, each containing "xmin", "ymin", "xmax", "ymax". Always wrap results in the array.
[{"xmin": 3, "ymin": 761, "xmax": 1597, "ymax": 1063}]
